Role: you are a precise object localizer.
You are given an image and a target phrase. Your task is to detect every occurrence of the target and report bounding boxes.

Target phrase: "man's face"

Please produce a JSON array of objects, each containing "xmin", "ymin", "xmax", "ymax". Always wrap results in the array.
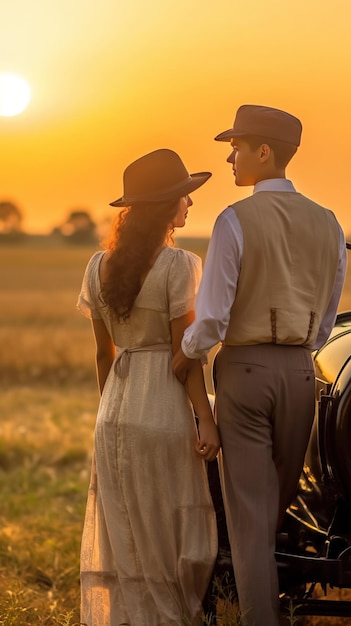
[{"xmin": 226, "ymin": 138, "xmax": 260, "ymax": 186}]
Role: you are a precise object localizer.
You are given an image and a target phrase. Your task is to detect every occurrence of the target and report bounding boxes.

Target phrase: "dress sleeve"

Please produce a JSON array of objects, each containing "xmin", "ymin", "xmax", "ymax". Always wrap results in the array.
[
  {"xmin": 77, "ymin": 252, "xmax": 103, "ymax": 320},
  {"xmin": 168, "ymin": 249, "xmax": 202, "ymax": 320}
]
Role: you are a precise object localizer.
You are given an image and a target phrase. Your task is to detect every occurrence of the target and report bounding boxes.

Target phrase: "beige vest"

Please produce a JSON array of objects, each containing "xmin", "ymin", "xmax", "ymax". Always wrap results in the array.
[{"xmin": 225, "ymin": 192, "xmax": 340, "ymax": 348}]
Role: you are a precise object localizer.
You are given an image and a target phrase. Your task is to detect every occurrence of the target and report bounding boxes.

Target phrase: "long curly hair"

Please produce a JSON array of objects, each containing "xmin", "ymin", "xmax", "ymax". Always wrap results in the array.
[{"xmin": 101, "ymin": 200, "xmax": 179, "ymax": 321}]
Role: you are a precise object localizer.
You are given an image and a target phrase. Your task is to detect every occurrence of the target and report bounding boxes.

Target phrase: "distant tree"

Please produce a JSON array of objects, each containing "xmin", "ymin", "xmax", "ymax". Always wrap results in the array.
[
  {"xmin": 0, "ymin": 201, "xmax": 23, "ymax": 233},
  {"xmin": 58, "ymin": 209, "xmax": 97, "ymax": 245}
]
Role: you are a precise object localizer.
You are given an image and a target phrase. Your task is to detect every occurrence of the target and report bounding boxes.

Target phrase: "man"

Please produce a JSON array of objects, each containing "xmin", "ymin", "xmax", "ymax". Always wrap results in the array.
[{"xmin": 172, "ymin": 104, "xmax": 347, "ymax": 626}]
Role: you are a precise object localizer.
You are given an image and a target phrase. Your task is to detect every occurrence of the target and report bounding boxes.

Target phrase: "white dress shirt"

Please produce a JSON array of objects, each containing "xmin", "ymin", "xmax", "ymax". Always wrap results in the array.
[{"xmin": 182, "ymin": 179, "xmax": 347, "ymax": 359}]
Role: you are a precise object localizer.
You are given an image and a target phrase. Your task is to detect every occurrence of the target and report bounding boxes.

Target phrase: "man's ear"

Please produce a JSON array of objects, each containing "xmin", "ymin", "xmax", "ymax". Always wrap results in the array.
[{"xmin": 259, "ymin": 143, "xmax": 271, "ymax": 162}]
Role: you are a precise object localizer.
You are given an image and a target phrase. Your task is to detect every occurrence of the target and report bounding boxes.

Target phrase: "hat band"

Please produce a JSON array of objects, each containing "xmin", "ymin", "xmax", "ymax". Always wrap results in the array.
[{"xmin": 123, "ymin": 175, "xmax": 193, "ymax": 203}]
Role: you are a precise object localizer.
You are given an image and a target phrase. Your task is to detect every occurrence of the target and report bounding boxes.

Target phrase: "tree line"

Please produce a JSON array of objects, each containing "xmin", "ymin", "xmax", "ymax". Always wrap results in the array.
[{"xmin": 0, "ymin": 200, "xmax": 100, "ymax": 245}]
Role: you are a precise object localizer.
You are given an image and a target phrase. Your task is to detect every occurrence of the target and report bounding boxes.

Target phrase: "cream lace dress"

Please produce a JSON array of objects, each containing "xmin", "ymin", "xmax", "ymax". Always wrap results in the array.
[{"xmin": 77, "ymin": 247, "xmax": 217, "ymax": 626}]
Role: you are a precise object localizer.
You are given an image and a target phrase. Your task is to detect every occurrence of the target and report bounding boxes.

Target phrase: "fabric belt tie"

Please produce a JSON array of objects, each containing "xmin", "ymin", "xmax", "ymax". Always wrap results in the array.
[{"xmin": 114, "ymin": 343, "xmax": 172, "ymax": 378}]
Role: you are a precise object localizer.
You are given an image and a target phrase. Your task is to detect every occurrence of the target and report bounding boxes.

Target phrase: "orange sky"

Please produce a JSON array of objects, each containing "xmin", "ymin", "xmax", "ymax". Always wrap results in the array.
[{"xmin": 1, "ymin": 0, "xmax": 351, "ymax": 237}]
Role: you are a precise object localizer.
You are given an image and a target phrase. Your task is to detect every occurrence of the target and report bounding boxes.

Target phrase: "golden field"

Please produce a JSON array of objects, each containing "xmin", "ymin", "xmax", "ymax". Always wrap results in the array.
[
  {"xmin": 0, "ymin": 242, "xmax": 351, "ymax": 625},
  {"xmin": 1, "ymin": 242, "xmax": 350, "ymax": 390}
]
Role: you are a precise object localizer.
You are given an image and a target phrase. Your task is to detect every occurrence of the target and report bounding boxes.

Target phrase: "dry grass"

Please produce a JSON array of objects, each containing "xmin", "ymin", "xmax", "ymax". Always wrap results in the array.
[
  {"xmin": 0, "ymin": 242, "xmax": 350, "ymax": 624},
  {"xmin": 0, "ymin": 245, "xmax": 97, "ymax": 387}
]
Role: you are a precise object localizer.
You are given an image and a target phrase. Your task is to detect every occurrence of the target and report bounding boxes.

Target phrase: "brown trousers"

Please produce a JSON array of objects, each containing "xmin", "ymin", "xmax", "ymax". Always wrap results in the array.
[{"xmin": 214, "ymin": 343, "xmax": 315, "ymax": 626}]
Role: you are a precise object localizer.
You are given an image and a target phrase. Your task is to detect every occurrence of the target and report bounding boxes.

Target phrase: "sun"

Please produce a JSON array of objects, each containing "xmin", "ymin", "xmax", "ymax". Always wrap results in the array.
[{"xmin": 0, "ymin": 72, "xmax": 31, "ymax": 117}]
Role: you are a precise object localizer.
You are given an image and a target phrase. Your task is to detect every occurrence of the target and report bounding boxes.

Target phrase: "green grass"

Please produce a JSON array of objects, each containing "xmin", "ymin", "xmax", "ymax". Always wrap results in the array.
[{"xmin": 0, "ymin": 386, "xmax": 97, "ymax": 625}]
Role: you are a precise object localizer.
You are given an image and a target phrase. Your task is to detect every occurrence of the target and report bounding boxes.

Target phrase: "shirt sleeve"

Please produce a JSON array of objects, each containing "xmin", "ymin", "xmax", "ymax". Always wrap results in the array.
[
  {"xmin": 181, "ymin": 207, "xmax": 243, "ymax": 359},
  {"xmin": 313, "ymin": 224, "xmax": 348, "ymax": 350},
  {"xmin": 168, "ymin": 249, "xmax": 202, "ymax": 320},
  {"xmin": 77, "ymin": 252, "xmax": 103, "ymax": 320}
]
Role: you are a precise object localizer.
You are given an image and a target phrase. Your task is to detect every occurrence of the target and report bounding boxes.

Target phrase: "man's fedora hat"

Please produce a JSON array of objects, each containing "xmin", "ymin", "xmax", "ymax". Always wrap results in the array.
[
  {"xmin": 110, "ymin": 149, "xmax": 212, "ymax": 207},
  {"xmin": 215, "ymin": 104, "xmax": 302, "ymax": 146}
]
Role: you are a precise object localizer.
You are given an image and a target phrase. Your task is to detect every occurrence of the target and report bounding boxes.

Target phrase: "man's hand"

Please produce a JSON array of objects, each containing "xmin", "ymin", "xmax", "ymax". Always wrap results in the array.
[{"xmin": 172, "ymin": 348, "xmax": 193, "ymax": 384}]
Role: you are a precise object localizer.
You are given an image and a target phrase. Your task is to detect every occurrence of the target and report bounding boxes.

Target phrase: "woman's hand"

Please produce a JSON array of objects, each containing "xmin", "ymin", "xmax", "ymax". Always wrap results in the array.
[{"xmin": 195, "ymin": 415, "xmax": 221, "ymax": 462}]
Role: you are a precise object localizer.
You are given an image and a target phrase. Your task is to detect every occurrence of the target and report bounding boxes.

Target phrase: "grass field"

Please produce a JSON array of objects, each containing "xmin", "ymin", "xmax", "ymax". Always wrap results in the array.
[{"xmin": 1, "ymin": 242, "xmax": 351, "ymax": 625}]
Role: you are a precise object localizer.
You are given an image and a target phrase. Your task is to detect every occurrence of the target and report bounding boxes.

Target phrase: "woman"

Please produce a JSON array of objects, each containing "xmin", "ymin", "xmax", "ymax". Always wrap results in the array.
[{"xmin": 77, "ymin": 149, "xmax": 220, "ymax": 626}]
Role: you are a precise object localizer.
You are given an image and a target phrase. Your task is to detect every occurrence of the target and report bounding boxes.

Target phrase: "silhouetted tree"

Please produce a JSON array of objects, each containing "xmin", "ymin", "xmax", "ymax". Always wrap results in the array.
[
  {"xmin": 0, "ymin": 201, "xmax": 23, "ymax": 233},
  {"xmin": 57, "ymin": 209, "xmax": 97, "ymax": 245}
]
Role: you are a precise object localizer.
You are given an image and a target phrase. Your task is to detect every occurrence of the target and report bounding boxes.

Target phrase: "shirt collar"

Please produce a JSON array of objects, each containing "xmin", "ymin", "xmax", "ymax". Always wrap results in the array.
[{"xmin": 253, "ymin": 179, "xmax": 296, "ymax": 194}]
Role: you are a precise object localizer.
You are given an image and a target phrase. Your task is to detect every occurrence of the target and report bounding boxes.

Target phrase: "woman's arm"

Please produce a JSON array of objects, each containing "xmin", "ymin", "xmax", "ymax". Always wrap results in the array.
[
  {"xmin": 171, "ymin": 311, "xmax": 220, "ymax": 461},
  {"xmin": 91, "ymin": 318, "xmax": 116, "ymax": 395}
]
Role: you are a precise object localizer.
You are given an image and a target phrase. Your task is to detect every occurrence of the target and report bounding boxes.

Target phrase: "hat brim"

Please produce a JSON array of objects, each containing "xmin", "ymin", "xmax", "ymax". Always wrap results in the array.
[
  {"xmin": 109, "ymin": 171, "xmax": 211, "ymax": 207},
  {"xmin": 214, "ymin": 129, "xmax": 246, "ymax": 142},
  {"xmin": 215, "ymin": 128, "xmax": 300, "ymax": 145}
]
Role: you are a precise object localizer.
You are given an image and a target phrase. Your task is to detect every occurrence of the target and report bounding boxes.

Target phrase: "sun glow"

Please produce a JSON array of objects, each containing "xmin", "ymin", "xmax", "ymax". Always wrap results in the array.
[{"xmin": 0, "ymin": 72, "xmax": 31, "ymax": 117}]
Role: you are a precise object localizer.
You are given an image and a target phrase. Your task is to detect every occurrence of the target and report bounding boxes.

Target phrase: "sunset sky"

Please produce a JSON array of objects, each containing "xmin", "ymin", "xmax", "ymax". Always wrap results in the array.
[{"xmin": 1, "ymin": 0, "xmax": 351, "ymax": 238}]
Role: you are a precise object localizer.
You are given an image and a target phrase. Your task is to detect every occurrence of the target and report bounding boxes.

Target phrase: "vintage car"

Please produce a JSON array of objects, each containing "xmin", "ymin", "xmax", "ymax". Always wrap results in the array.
[
  {"xmin": 277, "ymin": 308, "xmax": 351, "ymax": 616},
  {"xmin": 204, "ymin": 249, "xmax": 351, "ymax": 618}
]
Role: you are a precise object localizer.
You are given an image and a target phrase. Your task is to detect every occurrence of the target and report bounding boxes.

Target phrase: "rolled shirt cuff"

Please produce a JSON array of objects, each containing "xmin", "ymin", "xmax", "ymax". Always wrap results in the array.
[{"xmin": 181, "ymin": 336, "xmax": 208, "ymax": 363}]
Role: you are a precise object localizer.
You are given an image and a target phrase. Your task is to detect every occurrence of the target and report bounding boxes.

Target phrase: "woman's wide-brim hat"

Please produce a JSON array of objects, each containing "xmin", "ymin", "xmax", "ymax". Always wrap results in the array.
[{"xmin": 109, "ymin": 149, "xmax": 211, "ymax": 207}]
